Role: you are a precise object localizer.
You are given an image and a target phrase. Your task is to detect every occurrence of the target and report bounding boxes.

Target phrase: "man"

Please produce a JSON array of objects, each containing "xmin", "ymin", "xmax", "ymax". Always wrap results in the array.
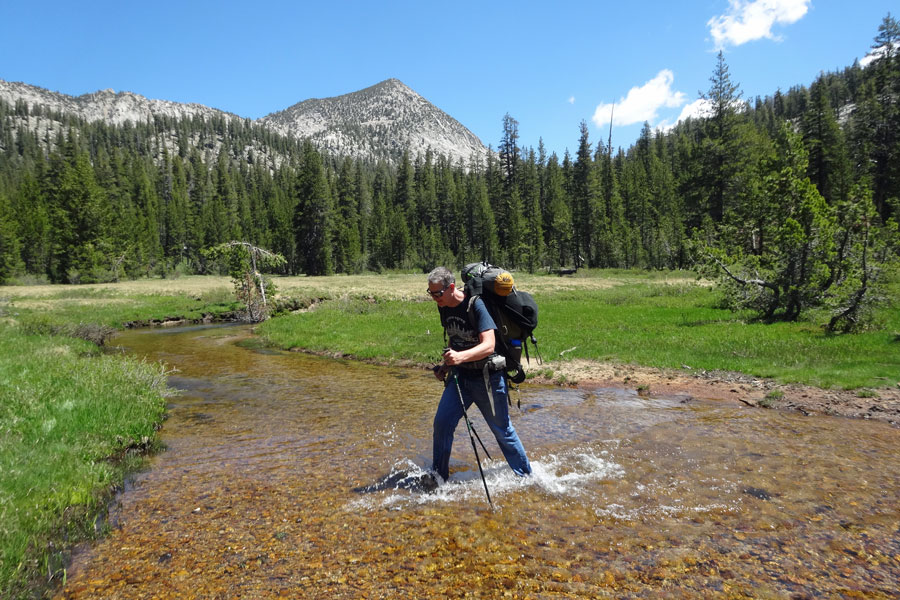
[{"xmin": 427, "ymin": 266, "xmax": 532, "ymax": 483}]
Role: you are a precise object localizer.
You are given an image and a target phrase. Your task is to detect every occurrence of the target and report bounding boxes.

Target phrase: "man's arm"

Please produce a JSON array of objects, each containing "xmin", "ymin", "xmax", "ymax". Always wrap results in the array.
[{"xmin": 442, "ymin": 329, "xmax": 495, "ymax": 366}]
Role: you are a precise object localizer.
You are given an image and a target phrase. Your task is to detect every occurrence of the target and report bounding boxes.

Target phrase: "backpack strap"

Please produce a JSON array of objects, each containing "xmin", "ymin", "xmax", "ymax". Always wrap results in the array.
[
  {"xmin": 523, "ymin": 334, "xmax": 543, "ymax": 366},
  {"xmin": 466, "ymin": 294, "xmax": 504, "ymax": 408},
  {"xmin": 465, "ymin": 294, "xmax": 478, "ymax": 330},
  {"xmin": 439, "ymin": 306, "xmax": 449, "ymax": 349}
]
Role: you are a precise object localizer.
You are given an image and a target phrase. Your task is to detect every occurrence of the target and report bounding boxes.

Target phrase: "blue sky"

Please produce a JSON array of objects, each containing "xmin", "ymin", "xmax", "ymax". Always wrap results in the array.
[{"xmin": 1, "ymin": 1, "xmax": 894, "ymax": 158}]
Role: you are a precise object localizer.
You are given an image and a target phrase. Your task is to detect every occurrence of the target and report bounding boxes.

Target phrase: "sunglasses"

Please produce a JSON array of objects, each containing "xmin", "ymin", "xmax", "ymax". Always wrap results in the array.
[{"xmin": 427, "ymin": 284, "xmax": 450, "ymax": 298}]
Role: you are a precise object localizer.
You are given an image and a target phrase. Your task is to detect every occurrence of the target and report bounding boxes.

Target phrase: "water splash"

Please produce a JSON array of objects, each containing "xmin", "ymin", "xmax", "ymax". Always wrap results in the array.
[{"xmin": 348, "ymin": 447, "xmax": 625, "ymax": 511}]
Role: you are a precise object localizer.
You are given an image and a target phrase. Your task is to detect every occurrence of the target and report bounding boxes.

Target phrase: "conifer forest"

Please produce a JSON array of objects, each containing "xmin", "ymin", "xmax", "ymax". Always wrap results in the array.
[{"xmin": 0, "ymin": 17, "xmax": 898, "ymax": 330}]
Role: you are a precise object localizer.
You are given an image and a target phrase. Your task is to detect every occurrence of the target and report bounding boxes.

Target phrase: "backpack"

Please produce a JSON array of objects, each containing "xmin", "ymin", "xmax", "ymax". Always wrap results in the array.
[{"xmin": 460, "ymin": 262, "xmax": 541, "ymax": 384}]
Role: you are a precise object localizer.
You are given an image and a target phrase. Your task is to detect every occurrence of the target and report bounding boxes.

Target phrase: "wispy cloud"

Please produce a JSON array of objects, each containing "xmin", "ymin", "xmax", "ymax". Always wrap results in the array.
[
  {"xmin": 568, "ymin": 96, "xmax": 576, "ymax": 105},
  {"xmin": 592, "ymin": 70, "xmax": 686, "ymax": 129},
  {"xmin": 708, "ymin": 0, "xmax": 810, "ymax": 49}
]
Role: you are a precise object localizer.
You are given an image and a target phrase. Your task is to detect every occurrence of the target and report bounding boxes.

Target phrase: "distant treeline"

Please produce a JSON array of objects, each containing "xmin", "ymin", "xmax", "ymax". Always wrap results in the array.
[{"xmin": 0, "ymin": 17, "xmax": 897, "ymax": 290}]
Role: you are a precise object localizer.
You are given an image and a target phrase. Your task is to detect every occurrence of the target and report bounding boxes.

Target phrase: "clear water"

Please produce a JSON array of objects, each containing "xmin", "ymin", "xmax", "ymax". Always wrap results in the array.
[{"xmin": 59, "ymin": 325, "xmax": 900, "ymax": 598}]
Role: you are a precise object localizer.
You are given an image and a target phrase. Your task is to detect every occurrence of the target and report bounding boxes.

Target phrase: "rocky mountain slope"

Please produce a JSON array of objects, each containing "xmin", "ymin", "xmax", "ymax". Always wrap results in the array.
[
  {"xmin": 0, "ymin": 78, "xmax": 488, "ymax": 165},
  {"xmin": 259, "ymin": 79, "xmax": 488, "ymax": 164},
  {"xmin": 0, "ymin": 80, "xmax": 235, "ymax": 125}
]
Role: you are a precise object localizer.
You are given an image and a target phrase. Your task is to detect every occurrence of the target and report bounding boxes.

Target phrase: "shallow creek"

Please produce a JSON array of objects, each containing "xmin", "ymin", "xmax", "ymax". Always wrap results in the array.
[{"xmin": 58, "ymin": 324, "xmax": 898, "ymax": 598}]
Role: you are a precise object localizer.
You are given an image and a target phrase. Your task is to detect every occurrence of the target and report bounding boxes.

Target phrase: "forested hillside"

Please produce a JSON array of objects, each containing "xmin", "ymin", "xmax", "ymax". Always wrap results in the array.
[{"xmin": 0, "ymin": 17, "xmax": 897, "ymax": 326}]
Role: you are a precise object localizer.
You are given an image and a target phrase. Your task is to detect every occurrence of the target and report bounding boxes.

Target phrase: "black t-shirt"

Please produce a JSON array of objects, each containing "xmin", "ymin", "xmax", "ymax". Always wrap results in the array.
[{"xmin": 439, "ymin": 295, "xmax": 496, "ymax": 353}]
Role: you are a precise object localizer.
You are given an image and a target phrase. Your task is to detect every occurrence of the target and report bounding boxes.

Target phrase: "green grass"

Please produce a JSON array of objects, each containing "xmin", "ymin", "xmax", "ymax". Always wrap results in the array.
[
  {"xmin": 0, "ymin": 327, "xmax": 171, "ymax": 598},
  {"xmin": 259, "ymin": 276, "xmax": 900, "ymax": 391},
  {"xmin": 0, "ymin": 283, "xmax": 239, "ymax": 599},
  {"xmin": 7, "ymin": 287, "xmax": 238, "ymax": 330},
  {"xmin": 541, "ymin": 284, "xmax": 900, "ymax": 389},
  {"xmin": 259, "ymin": 297, "xmax": 444, "ymax": 365}
]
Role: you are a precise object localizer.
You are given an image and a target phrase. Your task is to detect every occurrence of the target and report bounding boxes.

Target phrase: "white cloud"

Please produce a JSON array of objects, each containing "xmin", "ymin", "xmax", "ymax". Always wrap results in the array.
[
  {"xmin": 592, "ymin": 70, "xmax": 686, "ymax": 129},
  {"xmin": 708, "ymin": 0, "xmax": 810, "ymax": 49},
  {"xmin": 860, "ymin": 45, "xmax": 887, "ymax": 68},
  {"xmin": 656, "ymin": 99, "xmax": 714, "ymax": 132},
  {"xmin": 568, "ymin": 96, "xmax": 576, "ymax": 104}
]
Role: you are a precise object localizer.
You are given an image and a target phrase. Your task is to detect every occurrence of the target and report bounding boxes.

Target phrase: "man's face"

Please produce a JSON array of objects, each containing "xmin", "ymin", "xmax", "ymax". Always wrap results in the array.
[{"xmin": 427, "ymin": 281, "xmax": 453, "ymax": 306}]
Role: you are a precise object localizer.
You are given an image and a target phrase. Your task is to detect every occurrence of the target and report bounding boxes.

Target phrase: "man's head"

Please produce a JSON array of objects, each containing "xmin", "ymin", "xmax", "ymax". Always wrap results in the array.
[{"xmin": 427, "ymin": 266, "xmax": 456, "ymax": 306}]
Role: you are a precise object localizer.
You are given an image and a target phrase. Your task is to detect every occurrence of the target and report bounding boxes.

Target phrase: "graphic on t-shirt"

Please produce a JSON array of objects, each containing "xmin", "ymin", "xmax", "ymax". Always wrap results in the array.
[{"xmin": 444, "ymin": 315, "xmax": 478, "ymax": 350}]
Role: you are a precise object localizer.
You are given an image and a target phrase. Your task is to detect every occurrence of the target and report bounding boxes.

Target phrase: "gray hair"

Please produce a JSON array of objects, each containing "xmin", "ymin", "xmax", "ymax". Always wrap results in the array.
[{"xmin": 427, "ymin": 266, "xmax": 455, "ymax": 287}]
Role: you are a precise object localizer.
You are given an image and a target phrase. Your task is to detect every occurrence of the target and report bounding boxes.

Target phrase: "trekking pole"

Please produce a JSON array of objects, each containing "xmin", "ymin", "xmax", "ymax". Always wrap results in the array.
[{"xmin": 451, "ymin": 370, "xmax": 494, "ymax": 509}]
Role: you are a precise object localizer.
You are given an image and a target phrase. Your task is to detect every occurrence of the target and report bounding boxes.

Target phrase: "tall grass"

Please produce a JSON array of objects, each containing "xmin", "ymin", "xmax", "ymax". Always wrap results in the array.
[{"xmin": 0, "ymin": 327, "xmax": 170, "ymax": 598}]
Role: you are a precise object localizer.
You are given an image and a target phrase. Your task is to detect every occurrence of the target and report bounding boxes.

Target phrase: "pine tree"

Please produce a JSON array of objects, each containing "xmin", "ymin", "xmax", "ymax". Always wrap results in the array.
[
  {"xmin": 333, "ymin": 160, "xmax": 362, "ymax": 273},
  {"xmin": 466, "ymin": 167, "xmax": 499, "ymax": 263},
  {"xmin": 701, "ymin": 125, "xmax": 838, "ymax": 321},
  {"xmin": 520, "ymin": 147, "xmax": 544, "ymax": 271},
  {"xmin": 0, "ymin": 188, "xmax": 21, "ymax": 283},
  {"xmin": 802, "ymin": 77, "xmax": 851, "ymax": 205},
  {"xmin": 12, "ymin": 171, "xmax": 50, "ymax": 276},
  {"xmin": 497, "ymin": 115, "xmax": 524, "ymax": 264},
  {"xmin": 43, "ymin": 138, "xmax": 113, "ymax": 283},
  {"xmin": 354, "ymin": 163, "xmax": 372, "ymax": 266},
  {"xmin": 597, "ymin": 134, "xmax": 625, "ymax": 268},
  {"xmin": 437, "ymin": 157, "xmax": 463, "ymax": 259},
  {"xmin": 293, "ymin": 142, "xmax": 333, "ymax": 275},
  {"xmin": 699, "ymin": 51, "xmax": 744, "ymax": 223},
  {"xmin": 543, "ymin": 153, "xmax": 573, "ymax": 269},
  {"xmin": 367, "ymin": 164, "xmax": 393, "ymax": 270},
  {"xmin": 648, "ymin": 132, "xmax": 686, "ymax": 268},
  {"xmin": 132, "ymin": 157, "xmax": 164, "ymax": 276},
  {"xmin": 572, "ymin": 121, "xmax": 598, "ymax": 266},
  {"xmin": 869, "ymin": 13, "xmax": 900, "ymax": 221},
  {"xmin": 268, "ymin": 165, "xmax": 297, "ymax": 274}
]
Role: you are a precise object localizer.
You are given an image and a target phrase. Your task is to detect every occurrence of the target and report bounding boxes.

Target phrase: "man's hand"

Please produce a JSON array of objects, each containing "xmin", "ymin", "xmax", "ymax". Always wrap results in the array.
[
  {"xmin": 442, "ymin": 347, "xmax": 463, "ymax": 366},
  {"xmin": 433, "ymin": 363, "xmax": 448, "ymax": 381}
]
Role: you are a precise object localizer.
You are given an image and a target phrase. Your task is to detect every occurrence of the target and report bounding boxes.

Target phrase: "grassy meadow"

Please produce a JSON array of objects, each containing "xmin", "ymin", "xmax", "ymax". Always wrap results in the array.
[
  {"xmin": 1, "ymin": 269, "xmax": 898, "ymax": 597},
  {"xmin": 257, "ymin": 270, "xmax": 900, "ymax": 390}
]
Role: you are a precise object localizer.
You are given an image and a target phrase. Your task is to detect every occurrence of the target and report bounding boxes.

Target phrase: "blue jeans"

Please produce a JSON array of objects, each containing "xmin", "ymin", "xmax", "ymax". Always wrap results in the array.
[{"xmin": 432, "ymin": 369, "xmax": 532, "ymax": 482}]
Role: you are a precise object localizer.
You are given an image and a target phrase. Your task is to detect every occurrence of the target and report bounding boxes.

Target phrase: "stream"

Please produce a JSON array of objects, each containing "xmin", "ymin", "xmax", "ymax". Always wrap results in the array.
[{"xmin": 58, "ymin": 324, "xmax": 899, "ymax": 598}]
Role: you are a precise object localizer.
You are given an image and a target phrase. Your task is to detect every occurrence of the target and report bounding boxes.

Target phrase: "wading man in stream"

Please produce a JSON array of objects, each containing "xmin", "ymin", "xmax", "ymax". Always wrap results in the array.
[{"xmin": 427, "ymin": 266, "xmax": 532, "ymax": 483}]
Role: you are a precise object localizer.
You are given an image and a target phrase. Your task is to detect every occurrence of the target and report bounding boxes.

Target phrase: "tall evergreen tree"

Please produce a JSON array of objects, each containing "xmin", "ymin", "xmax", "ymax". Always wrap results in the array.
[
  {"xmin": 802, "ymin": 77, "xmax": 851, "ymax": 205},
  {"xmin": 333, "ymin": 160, "xmax": 362, "ymax": 273},
  {"xmin": 11, "ymin": 171, "xmax": 50, "ymax": 276},
  {"xmin": 571, "ymin": 121, "xmax": 598, "ymax": 266},
  {"xmin": 393, "ymin": 151, "xmax": 416, "ymax": 266},
  {"xmin": 466, "ymin": 167, "xmax": 499, "ymax": 263},
  {"xmin": 293, "ymin": 142, "xmax": 333, "ymax": 275},
  {"xmin": 0, "ymin": 188, "xmax": 20, "ymax": 283},
  {"xmin": 543, "ymin": 153, "xmax": 573, "ymax": 268},
  {"xmin": 699, "ymin": 51, "xmax": 744, "ymax": 224},
  {"xmin": 520, "ymin": 147, "xmax": 544, "ymax": 271},
  {"xmin": 869, "ymin": 13, "xmax": 900, "ymax": 221},
  {"xmin": 498, "ymin": 115, "xmax": 524, "ymax": 265},
  {"xmin": 367, "ymin": 164, "xmax": 393, "ymax": 270},
  {"xmin": 354, "ymin": 163, "xmax": 372, "ymax": 264}
]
